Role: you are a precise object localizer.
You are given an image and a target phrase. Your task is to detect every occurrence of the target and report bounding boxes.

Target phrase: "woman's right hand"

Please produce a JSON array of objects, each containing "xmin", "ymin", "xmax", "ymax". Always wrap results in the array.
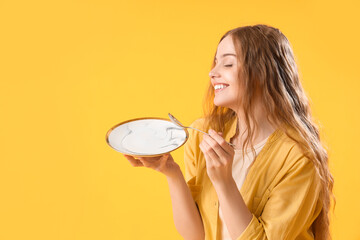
[{"xmin": 123, "ymin": 153, "xmax": 180, "ymax": 178}]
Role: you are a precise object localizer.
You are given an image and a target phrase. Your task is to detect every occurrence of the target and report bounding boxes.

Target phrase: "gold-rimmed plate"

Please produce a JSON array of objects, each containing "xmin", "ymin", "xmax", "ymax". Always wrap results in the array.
[{"xmin": 105, "ymin": 117, "xmax": 189, "ymax": 157}]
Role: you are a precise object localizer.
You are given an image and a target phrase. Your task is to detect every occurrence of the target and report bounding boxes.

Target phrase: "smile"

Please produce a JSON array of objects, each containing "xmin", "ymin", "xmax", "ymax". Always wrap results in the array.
[{"xmin": 214, "ymin": 84, "xmax": 229, "ymax": 93}]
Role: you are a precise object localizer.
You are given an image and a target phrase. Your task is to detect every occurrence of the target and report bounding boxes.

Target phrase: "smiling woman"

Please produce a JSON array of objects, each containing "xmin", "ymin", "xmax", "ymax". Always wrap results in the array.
[
  {"xmin": 124, "ymin": 24, "xmax": 334, "ymax": 240},
  {"xmin": 193, "ymin": 24, "xmax": 334, "ymax": 240}
]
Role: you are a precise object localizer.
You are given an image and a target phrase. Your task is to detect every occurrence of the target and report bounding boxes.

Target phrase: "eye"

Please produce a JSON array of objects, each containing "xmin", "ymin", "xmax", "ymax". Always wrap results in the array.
[{"xmin": 224, "ymin": 64, "xmax": 233, "ymax": 67}]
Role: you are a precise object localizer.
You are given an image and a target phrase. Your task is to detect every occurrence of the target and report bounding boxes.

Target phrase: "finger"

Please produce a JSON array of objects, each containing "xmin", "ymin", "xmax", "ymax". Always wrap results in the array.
[
  {"xmin": 158, "ymin": 154, "xmax": 170, "ymax": 170},
  {"xmin": 138, "ymin": 157, "xmax": 156, "ymax": 168},
  {"xmin": 140, "ymin": 156, "xmax": 161, "ymax": 162},
  {"xmin": 208, "ymin": 129, "xmax": 233, "ymax": 153},
  {"xmin": 201, "ymin": 138, "xmax": 222, "ymax": 166},
  {"xmin": 123, "ymin": 154, "xmax": 144, "ymax": 167},
  {"xmin": 202, "ymin": 141, "xmax": 224, "ymax": 168},
  {"xmin": 199, "ymin": 142, "xmax": 214, "ymax": 167},
  {"xmin": 203, "ymin": 134, "xmax": 227, "ymax": 164}
]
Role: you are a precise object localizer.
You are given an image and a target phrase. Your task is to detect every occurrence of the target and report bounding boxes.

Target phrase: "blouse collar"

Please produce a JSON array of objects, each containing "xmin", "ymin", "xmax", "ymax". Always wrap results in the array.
[
  {"xmin": 224, "ymin": 115, "xmax": 238, "ymax": 143},
  {"xmin": 223, "ymin": 115, "xmax": 284, "ymax": 145}
]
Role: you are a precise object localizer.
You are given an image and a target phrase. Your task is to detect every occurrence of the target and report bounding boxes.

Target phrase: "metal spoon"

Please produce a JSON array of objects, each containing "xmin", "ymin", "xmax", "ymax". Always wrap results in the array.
[{"xmin": 168, "ymin": 113, "xmax": 236, "ymax": 148}]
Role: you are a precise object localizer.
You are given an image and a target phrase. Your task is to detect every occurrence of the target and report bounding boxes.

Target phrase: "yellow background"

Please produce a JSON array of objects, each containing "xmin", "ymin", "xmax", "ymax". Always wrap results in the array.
[{"xmin": 1, "ymin": 0, "xmax": 359, "ymax": 239}]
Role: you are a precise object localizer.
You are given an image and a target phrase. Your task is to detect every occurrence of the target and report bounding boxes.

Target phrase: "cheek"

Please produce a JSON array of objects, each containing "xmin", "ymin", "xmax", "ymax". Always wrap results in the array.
[
  {"xmin": 224, "ymin": 69, "xmax": 240, "ymax": 87},
  {"xmin": 230, "ymin": 84, "xmax": 243, "ymax": 103},
  {"xmin": 229, "ymin": 81, "xmax": 241, "ymax": 95}
]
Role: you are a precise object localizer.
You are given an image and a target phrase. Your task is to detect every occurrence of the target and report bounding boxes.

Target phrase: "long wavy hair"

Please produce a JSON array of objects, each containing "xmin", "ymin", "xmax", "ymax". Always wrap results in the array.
[{"xmin": 202, "ymin": 24, "xmax": 335, "ymax": 240}]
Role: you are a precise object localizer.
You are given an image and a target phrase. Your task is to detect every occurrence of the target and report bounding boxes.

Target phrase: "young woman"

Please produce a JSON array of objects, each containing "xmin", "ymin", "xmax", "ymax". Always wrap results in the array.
[{"xmin": 124, "ymin": 24, "xmax": 335, "ymax": 240}]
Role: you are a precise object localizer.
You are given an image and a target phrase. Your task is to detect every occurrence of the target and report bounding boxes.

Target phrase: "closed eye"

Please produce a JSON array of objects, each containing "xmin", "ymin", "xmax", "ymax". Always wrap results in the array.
[{"xmin": 224, "ymin": 64, "xmax": 233, "ymax": 67}]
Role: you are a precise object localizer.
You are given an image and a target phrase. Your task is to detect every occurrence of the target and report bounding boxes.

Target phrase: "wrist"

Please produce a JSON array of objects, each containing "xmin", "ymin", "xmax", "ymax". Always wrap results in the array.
[
  {"xmin": 165, "ymin": 163, "xmax": 182, "ymax": 179},
  {"xmin": 213, "ymin": 176, "xmax": 237, "ymax": 193}
]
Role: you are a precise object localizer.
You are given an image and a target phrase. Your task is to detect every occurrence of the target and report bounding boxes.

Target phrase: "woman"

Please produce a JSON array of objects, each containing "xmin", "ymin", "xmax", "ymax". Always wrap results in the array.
[{"xmin": 123, "ymin": 24, "xmax": 334, "ymax": 240}]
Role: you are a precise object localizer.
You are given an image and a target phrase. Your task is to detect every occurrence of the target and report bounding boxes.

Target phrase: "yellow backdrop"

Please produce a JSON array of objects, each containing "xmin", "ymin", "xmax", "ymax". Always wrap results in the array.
[{"xmin": 1, "ymin": 0, "xmax": 359, "ymax": 239}]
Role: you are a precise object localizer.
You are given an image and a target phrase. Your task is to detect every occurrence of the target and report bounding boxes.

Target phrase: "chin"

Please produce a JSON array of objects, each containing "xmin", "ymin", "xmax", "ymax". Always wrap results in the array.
[
  {"xmin": 214, "ymin": 96, "xmax": 239, "ymax": 110},
  {"xmin": 214, "ymin": 99, "xmax": 231, "ymax": 108}
]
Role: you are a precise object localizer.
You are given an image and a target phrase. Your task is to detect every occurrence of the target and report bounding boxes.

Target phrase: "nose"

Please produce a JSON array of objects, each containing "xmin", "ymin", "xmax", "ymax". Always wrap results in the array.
[{"xmin": 209, "ymin": 70, "xmax": 218, "ymax": 78}]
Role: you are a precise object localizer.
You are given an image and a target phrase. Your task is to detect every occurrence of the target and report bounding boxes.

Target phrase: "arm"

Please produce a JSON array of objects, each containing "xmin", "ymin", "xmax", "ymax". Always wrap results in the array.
[
  {"xmin": 198, "ymin": 128, "xmax": 253, "ymax": 239},
  {"xmin": 213, "ymin": 179, "xmax": 253, "ymax": 240},
  {"xmin": 180, "ymin": 121, "xmax": 322, "ymax": 239},
  {"xmin": 166, "ymin": 167, "xmax": 205, "ymax": 240},
  {"xmin": 197, "ymin": 127, "xmax": 322, "ymax": 239}
]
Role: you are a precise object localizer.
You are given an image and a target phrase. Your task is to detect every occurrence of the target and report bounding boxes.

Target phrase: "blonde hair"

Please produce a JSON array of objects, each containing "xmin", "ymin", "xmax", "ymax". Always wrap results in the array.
[{"xmin": 202, "ymin": 24, "xmax": 335, "ymax": 240}]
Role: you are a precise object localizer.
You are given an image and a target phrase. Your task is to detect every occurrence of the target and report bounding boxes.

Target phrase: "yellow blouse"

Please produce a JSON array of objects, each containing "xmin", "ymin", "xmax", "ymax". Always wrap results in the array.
[{"xmin": 183, "ymin": 117, "xmax": 322, "ymax": 240}]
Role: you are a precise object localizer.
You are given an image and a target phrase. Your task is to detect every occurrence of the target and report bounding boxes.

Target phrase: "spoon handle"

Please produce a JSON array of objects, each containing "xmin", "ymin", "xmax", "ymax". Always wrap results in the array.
[
  {"xmin": 187, "ymin": 126, "xmax": 210, "ymax": 136},
  {"xmin": 187, "ymin": 126, "xmax": 236, "ymax": 148}
]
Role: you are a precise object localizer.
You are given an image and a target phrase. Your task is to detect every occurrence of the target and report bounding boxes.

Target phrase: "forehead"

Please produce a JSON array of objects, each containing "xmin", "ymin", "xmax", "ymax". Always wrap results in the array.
[{"xmin": 216, "ymin": 35, "xmax": 236, "ymax": 58}]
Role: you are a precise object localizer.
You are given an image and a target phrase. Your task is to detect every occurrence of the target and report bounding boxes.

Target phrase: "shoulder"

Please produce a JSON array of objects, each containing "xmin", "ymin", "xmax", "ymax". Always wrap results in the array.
[
  {"xmin": 262, "ymin": 128, "xmax": 321, "ymax": 195},
  {"xmin": 268, "ymin": 127, "xmax": 317, "ymax": 175}
]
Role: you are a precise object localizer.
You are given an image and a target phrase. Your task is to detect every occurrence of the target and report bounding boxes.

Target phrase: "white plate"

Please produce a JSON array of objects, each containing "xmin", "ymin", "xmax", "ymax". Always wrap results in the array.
[{"xmin": 105, "ymin": 117, "xmax": 189, "ymax": 157}]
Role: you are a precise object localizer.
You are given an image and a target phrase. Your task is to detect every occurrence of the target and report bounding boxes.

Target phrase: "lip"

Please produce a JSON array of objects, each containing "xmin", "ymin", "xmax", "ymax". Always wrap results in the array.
[{"xmin": 212, "ymin": 82, "xmax": 230, "ymax": 87}]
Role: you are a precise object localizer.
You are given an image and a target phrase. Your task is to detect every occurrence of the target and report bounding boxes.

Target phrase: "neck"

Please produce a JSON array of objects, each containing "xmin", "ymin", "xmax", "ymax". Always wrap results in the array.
[{"xmin": 232, "ymin": 106, "xmax": 276, "ymax": 146}]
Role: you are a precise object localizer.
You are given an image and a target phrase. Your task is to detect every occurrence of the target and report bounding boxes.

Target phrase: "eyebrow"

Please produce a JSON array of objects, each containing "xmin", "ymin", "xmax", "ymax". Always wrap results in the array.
[{"xmin": 215, "ymin": 53, "xmax": 236, "ymax": 60}]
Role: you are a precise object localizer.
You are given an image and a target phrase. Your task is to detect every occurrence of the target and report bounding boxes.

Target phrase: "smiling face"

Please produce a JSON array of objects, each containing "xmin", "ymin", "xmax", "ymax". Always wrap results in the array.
[{"xmin": 209, "ymin": 35, "xmax": 242, "ymax": 111}]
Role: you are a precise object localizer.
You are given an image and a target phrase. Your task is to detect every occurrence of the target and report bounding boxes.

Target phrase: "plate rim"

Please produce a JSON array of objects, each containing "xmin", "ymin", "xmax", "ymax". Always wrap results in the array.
[{"xmin": 105, "ymin": 116, "xmax": 189, "ymax": 157}]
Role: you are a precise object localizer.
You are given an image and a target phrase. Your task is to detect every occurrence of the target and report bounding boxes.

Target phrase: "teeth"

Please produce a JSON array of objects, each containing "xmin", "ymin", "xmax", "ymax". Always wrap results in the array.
[{"xmin": 214, "ymin": 84, "xmax": 228, "ymax": 90}]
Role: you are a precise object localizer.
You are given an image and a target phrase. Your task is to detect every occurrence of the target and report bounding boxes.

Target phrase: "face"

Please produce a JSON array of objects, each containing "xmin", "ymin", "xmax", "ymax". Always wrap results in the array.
[{"xmin": 209, "ymin": 35, "xmax": 242, "ymax": 110}]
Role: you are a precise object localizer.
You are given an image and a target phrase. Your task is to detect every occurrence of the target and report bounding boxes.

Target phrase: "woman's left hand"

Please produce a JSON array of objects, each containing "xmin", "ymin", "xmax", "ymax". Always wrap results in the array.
[{"xmin": 199, "ymin": 129, "xmax": 235, "ymax": 188}]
